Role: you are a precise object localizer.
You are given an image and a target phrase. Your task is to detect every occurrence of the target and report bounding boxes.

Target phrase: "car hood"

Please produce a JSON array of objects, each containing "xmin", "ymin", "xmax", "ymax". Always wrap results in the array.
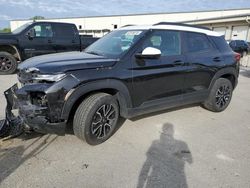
[
  {"xmin": 18, "ymin": 52, "xmax": 118, "ymax": 74},
  {"xmin": 0, "ymin": 33, "xmax": 17, "ymax": 43},
  {"xmin": 0, "ymin": 33, "xmax": 15, "ymax": 37}
]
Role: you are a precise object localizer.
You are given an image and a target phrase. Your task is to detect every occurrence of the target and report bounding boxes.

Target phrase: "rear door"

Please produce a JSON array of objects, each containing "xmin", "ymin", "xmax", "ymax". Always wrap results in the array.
[
  {"xmin": 53, "ymin": 24, "xmax": 80, "ymax": 52},
  {"xmin": 20, "ymin": 23, "xmax": 56, "ymax": 59},
  {"xmin": 182, "ymin": 32, "xmax": 221, "ymax": 96},
  {"xmin": 131, "ymin": 30, "xmax": 186, "ymax": 107}
]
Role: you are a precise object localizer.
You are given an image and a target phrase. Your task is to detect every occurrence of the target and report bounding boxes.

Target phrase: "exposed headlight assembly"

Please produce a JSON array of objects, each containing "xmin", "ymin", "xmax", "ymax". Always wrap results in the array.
[{"xmin": 33, "ymin": 73, "xmax": 66, "ymax": 82}]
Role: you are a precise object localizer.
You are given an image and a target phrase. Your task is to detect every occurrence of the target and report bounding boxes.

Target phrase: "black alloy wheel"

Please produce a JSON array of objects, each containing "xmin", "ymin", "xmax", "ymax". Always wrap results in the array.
[
  {"xmin": 91, "ymin": 104, "xmax": 117, "ymax": 139},
  {"xmin": 0, "ymin": 56, "xmax": 12, "ymax": 72},
  {"xmin": 0, "ymin": 52, "xmax": 18, "ymax": 75},
  {"xmin": 203, "ymin": 78, "xmax": 233, "ymax": 112},
  {"xmin": 73, "ymin": 93, "xmax": 120, "ymax": 145},
  {"xmin": 215, "ymin": 85, "xmax": 231, "ymax": 109}
]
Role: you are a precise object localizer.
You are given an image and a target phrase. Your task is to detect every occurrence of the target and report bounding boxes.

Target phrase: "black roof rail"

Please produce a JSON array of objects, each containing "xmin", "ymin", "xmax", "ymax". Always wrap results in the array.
[{"xmin": 154, "ymin": 22, "xmax": 211, "ymax": 31}]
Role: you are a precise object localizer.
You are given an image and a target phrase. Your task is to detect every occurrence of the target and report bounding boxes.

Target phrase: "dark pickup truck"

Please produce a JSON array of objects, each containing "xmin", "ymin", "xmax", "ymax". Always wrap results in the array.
[{"xmin": 0, "ymin": 22, "xmax": 99, "ymax": 74}]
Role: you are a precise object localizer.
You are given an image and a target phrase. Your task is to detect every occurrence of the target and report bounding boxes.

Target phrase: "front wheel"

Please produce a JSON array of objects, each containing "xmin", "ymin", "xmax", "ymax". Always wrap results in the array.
[
  {"xmin": 0, "ymin": 52, "xmax": 18, "ymax": 75},
  {"xmin": 203, "ymin": 78, "xmax": 233, "ymax": 112},
  {"xmin": 73, "ymin": 93, "xmax": 119, "ymax": 145}
]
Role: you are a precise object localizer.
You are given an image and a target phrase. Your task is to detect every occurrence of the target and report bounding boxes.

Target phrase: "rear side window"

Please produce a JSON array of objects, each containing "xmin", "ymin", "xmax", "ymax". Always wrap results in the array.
[
  {"xmin": 55, "ymin": 24, "xmax": 77, "ymax": 38},
  {"xmin": 236, "ymin": 40, "xmax": 248, "ymax": 47},
  {"xmin": 212, "ymin": 36, "xmax": 232, "ymax": 52},
  {"xmin": 185, "ymin": 32, "xmax": 211, "ymax": 53},
  {"xmin": 229, "ymin": 41, "xmax": 236, "ymax": 47},
  {"xmin": 236, "ymin": 40, "xmax": 244, "ymax": 45}
]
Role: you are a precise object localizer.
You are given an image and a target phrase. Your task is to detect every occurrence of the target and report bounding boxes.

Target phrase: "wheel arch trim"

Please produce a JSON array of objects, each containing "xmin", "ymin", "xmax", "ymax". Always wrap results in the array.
[
  {"xmin": 0, "ymin": 44, "xmax": 22, "ymax": 61},
  {"xmin": 61, "ymin": 79, "xmax": 132, "ymax": 120},
  {"xmin": 209, "ymin": 67, "xmax": 238, "ymax": 90}
]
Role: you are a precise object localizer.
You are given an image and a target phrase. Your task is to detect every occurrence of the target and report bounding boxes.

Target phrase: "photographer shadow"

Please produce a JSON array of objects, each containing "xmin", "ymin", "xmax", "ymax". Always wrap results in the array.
[{"xmin": 137, "ymin": 123, "xmax": 192, "ymax": 188}]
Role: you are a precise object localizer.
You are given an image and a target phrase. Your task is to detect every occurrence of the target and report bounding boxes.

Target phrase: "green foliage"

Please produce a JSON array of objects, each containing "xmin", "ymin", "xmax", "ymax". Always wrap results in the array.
[
  {"xmin": 30, "ymin": 16, "xmax": 45, "ymax": 21},
  {"xmin": 0, "ymin": 28, "xmax": 11, "ymax": 33}
]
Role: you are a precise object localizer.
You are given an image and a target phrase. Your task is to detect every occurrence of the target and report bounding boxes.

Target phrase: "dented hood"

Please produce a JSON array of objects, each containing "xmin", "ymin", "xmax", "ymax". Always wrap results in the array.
[{"xmin": 18, "ymin": 52, "xmax": 118, "ymax": 74}]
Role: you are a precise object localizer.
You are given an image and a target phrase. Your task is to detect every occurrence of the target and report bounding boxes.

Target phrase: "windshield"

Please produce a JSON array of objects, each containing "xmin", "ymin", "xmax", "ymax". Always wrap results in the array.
[
  {"xmin": 12, "ymin": 23, "xmax": 32, "ymax": 34},
  {"xmin": 85, "ymin": 29, "xmax": 146, "ymax": 58}
]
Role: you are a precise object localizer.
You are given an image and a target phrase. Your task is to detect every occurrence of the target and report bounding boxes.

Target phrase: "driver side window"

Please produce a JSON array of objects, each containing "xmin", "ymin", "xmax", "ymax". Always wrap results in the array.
[
  {"xmin": 143, "ymin": 30, "xmax": 181, "ymax": 56},
  {"xmin": 29, "ymin": 24, "xmax": 53, "ymax": 38}
]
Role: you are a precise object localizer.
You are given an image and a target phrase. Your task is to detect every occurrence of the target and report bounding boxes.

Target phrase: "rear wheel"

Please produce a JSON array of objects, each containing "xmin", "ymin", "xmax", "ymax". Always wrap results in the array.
[
  {"xmin": 203, "ymin": 78, "xmax": 233, "ymax": 112},
  {"xmin": 0, "ymin": 52, "xmax": 18, "ymax": 75},
  {"xmin": 73, "ymin": 93, "xmax": 119, "ymax": 145}
]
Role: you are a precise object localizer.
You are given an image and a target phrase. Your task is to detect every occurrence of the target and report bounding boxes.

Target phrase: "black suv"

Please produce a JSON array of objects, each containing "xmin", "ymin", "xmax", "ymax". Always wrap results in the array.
[
  {"xmin": 229, "ymin": 40, "xmax": 249, "ymax": 56},
  {"xmin": 3, "ymin": 23, "xmax": 240, "ymax": 145}
]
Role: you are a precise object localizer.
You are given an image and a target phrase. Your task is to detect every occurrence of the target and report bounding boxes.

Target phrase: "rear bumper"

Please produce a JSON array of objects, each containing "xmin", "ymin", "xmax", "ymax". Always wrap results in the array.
[{"xmin": 5, "ymin": 84, "xmax": 66, "ymax": 135}]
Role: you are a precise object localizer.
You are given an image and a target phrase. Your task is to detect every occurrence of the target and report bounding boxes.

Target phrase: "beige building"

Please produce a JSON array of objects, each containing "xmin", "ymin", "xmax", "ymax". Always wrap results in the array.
[{"xmin": 10, "ymin": 8, "xmax": 250, "ymax": 41}]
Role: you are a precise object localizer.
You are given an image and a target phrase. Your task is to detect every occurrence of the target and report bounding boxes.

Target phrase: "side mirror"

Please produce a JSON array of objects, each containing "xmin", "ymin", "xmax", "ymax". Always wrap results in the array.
[
  {"xmin": 26, "ymin": 29, "xmax": 35, "ymax": 40},
  {"xmin": 135, "ymin": 47, "xmax": 161, "ymax": 59}
]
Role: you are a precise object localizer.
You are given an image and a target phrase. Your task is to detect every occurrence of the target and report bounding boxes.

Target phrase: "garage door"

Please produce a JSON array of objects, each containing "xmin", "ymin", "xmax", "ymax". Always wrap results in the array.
[
  {"xmin": 231, "ymin": 26, "xmax": 249, "ymax": 40},
  {"xmin": 213, "ymin": 27, "xmax": 227, "ymax": 36}
]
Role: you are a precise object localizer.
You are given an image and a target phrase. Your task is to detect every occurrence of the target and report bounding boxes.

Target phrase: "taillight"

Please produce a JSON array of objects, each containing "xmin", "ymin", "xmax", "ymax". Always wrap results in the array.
[{"xmin": 234, "ymin": 53, "xmax": 241, "ymax": 62}]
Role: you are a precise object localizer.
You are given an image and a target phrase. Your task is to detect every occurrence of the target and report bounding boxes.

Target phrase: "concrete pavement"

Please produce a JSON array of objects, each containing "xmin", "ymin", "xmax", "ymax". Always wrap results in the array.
[{"xmin": 0, "ymin": 68, "xmax": 250, "ymax": 188}]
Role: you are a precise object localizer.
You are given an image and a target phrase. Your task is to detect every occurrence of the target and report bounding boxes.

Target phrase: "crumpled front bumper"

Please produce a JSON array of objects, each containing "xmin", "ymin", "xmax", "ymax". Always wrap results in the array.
[{"xmin": 4, "ymin": 84, "xmax": 66, "ymax": 135}]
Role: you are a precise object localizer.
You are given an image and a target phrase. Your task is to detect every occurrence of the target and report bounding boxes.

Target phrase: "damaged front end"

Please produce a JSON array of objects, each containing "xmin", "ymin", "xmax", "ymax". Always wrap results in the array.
[
  {"xmin": 0, "ymin": 85, "xmax": 23, "ymax": 138},
  {"xmin": 0, "ymin": 70, "xmax": 80, "ymax": 137}
]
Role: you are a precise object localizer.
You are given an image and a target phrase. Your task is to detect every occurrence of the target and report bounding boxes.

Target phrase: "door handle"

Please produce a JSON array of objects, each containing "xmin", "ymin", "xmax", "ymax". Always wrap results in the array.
[
  {"xmin": 48, "ymin": 39, "xmax": 52, "ymax": 43},
  {"xmin": 174, "ymin": 60, "xmax": 184, "ymax": 66},
  {"xmin": 213, "ymin": 57, "xmax": 221, "ymax": 62}
]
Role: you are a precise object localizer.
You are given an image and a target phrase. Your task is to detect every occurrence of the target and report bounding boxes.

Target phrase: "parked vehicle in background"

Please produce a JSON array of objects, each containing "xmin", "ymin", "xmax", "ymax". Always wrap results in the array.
[
  {"xmin": 229, "ymin": 40, "xmax": 249, "ymax": 57},
  {"xmin": 0, "ymin": 22, "xmax": 99, "ymax": 74},
  {"xmin": 247, "ymin": 42, "xmax": 250, "ymax": 54},
  {"xmin": 81, "ymin": 35, "xmax": 100, "ymax": 49},
  {"xmin": 2, "ymin": 23, "xmax": 240, "ymax": 145}
]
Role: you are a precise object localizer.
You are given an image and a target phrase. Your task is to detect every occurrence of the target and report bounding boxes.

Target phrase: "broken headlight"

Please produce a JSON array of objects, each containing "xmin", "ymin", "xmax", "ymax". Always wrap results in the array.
[
  {"xmin": 33, "ymin": 73, "xmax": 66, "ymax": 82},
  {"xmin": 30, "ymin": 92, "xmax": 48, "ymax": 107}
]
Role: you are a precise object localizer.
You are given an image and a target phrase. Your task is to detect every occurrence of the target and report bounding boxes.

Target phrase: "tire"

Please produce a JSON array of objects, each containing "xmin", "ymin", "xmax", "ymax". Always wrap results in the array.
[
  {"xmin": 203, "ymin": 78, "xmax": 233, "ymax": 112},
  {"xmin": 73, "ymin": 93, "xmax": 119, "ymax": 145},
  {"xmin": 0, "ymin": 52, "xmax": 18, "ymax": 75}
]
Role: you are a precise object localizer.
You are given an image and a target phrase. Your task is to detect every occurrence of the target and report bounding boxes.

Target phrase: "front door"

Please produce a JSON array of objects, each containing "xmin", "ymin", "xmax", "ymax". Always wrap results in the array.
[
  {"xmin": 131, "ymin": 30, "xmax": 186, "ymax": 107},
  {"xmin": 19, "ymin": 23, "xmax": 56, "ymax": 59}
]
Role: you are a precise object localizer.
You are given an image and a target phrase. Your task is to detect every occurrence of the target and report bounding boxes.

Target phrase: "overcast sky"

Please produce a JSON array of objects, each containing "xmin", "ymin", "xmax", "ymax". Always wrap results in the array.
[{"xmin": 0, "ymin": 0, "xmax": 250, "ymax": 29}]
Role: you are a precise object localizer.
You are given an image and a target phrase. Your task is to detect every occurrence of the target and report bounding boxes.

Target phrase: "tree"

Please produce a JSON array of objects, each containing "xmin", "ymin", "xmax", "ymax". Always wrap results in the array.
[
  {"xmin": 30, "ymin": 16, "xmax": 45, "ymax": 21},
  {"xmin": 0, "ymin": 28, "xmax": 11, "ymax": 33}
]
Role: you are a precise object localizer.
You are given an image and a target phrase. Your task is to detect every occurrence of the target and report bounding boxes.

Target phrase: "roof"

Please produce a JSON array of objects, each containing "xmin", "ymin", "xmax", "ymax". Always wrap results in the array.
[
  {"xmin": 183, "ymin": 13, "xmax": 250, "ymax": 24},
  {"xmin": 119, "ymin": 24, "xmax": 222, "ymax": 37},
  {"xmin": 31, "ymin": 21, "xmax": 76, "ymax": 25},
  {"xmin": 11, "ymin": 8, "xmax": 250, "ymax": 21}
]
